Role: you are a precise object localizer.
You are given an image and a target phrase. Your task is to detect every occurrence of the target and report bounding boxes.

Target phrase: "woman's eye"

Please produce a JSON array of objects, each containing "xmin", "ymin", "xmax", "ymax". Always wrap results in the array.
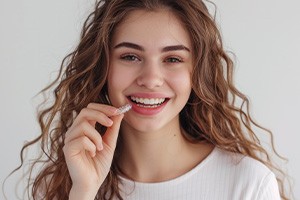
[
  {"xmin": 165, "ymin": 57, "xmax": 183, "ymax": 63},
  {"xmin": 120, "ymin": 54, "xmax": 140, "ymax": 61}
]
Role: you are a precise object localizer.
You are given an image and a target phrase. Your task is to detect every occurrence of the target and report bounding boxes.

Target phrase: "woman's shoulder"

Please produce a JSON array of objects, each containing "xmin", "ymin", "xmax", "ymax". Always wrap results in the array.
[
  {"xmin": 201, "ymin": 147, "xmax": 280, "ymax": 199},
  {"xmin": 206, "ymin": 147, "xmax": 276, "ymax": 185},
  {"xmin": 212, "ymin": 147, "xmax": 271, "ymax": 174}
]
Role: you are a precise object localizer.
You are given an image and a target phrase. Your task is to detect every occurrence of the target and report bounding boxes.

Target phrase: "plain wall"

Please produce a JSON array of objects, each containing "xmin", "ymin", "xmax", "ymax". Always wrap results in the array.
[{"xmin": 0, "ymin": 0, "xmax": 299, "ymax": 199}]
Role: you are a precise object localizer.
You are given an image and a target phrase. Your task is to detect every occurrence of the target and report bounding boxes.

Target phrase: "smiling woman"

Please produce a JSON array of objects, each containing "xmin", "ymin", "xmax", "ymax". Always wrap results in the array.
[{"xmin": 6, "ymin": 0, "xmax": 292, "ymax": 200}]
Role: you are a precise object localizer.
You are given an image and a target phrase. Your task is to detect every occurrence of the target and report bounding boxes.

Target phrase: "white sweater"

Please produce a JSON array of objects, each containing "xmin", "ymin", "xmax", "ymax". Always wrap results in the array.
[{"xmin": 118, "ymin": 147, "xmax": 280, "ymax": 200}]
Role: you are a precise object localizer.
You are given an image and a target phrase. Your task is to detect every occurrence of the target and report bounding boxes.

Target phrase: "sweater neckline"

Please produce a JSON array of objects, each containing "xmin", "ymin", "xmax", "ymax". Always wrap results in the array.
[{"xmin": 118, "ymin": 146, "xmax": 218, "ymax": 187}]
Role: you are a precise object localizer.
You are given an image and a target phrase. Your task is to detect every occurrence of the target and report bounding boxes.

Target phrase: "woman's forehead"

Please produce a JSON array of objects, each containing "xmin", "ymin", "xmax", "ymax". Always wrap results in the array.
[{"xmin": 112, "ymin": 9, "xmax": 192, "ymax": 49}]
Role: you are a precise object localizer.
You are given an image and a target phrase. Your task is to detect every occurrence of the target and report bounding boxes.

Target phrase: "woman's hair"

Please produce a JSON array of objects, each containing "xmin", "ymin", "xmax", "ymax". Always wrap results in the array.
[{"xmin": 9, "ymin": 0, "xmax": 289, "ymax": 199}]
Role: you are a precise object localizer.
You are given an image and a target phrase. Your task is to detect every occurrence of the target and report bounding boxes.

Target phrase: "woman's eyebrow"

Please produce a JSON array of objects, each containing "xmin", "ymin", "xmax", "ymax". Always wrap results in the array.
[
  {"xmin": 114, "ymin": 42, "xmax": 190, "ymax": 52},
  {"xmin": 114, "ymin": 42, "xmax": 144, "ymax": 51},
  {"xmin": 162, "ymin": 45, "xmax": 190, "ymax": 52}
]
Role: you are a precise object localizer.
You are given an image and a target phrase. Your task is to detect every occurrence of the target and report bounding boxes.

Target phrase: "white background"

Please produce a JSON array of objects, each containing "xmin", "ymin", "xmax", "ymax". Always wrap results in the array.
[{"xmin": 0, "ymin": 0, "xmax": 299, "ymax": 199}]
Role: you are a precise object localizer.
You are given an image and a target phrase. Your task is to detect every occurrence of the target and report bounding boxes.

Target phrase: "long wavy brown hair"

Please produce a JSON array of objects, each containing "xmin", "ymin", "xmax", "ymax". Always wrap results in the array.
[{"xmin": 7, "ymin": 0, "xmax": 290, "ymax": 199}]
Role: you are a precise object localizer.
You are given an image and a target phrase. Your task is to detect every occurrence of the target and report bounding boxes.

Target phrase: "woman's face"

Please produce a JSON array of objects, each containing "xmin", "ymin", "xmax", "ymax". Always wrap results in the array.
[{"xmin": 108, "ymin": 9, "xmax": 193, "ymax": 133}]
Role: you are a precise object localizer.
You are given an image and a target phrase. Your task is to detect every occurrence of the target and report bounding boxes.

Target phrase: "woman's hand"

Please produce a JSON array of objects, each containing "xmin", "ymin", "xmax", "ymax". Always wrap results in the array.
[{"xmin": 63, "ymin": 103, "xmax": 124, "ymax": 199}]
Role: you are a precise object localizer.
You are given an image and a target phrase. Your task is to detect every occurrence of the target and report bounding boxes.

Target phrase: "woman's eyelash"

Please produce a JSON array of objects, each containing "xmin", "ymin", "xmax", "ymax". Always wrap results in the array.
[
  {"xmin": 119, "ymin": 54, "xmax": 183, "ymax": 63},
  {"xmin": 120, "ymin": 54, "xmax": 140, "ymax": 61},
  {"xmin": 165, "ymin": 57, "xmax": 183, "ymax": 63}
]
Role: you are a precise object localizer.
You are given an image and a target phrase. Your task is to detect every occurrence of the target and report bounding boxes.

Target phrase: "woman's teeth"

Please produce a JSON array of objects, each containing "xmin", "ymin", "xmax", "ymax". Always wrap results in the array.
[{"xmin": 130, "ymin": 96, "xmax": 165, "ymax": 106}]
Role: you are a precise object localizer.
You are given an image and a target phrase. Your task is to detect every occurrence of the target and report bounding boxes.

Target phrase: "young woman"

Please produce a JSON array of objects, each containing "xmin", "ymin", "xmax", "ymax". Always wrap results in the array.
[{"xmin": 14, "ymin": 0, "xmax": 289, "ymax": 199}]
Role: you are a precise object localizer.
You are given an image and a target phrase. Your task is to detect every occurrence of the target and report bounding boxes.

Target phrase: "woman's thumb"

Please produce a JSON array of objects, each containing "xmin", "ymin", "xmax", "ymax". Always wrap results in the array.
[{"xmin": 102, "ymin": 114, "xmax": 124, "ymax": 150}]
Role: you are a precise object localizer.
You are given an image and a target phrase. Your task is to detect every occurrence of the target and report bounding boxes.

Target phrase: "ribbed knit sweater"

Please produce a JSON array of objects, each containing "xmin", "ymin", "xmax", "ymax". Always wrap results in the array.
[{"xmin": 118, "ymin": 147, "xmax": 280, "ymax": 200}]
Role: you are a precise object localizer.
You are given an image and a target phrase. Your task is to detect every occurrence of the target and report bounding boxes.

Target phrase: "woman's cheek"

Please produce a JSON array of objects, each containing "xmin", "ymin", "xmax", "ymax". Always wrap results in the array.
[
  {"xmin": 168, "ymin": 70, "xmax": 192, "ymax": 91},
  {"xmin": 108, "ymin": 65, "xmax": 135, "ymax": 92},
  {"xmin": 116, "ymin": 68, "xmax": 131, "ymax": 85}
]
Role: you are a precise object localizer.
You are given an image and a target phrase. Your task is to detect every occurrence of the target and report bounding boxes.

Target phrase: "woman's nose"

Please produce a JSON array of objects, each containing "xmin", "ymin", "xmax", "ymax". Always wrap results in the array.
[{"xmin": 136, "ymin": 61, "xmax": 164, "ymax": 89}]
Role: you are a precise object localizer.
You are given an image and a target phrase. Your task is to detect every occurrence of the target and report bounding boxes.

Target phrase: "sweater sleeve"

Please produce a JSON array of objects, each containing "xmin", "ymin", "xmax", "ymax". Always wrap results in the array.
[{"xmin": 255, "ymin": 172, "xmax": 281, "ymax": 200}]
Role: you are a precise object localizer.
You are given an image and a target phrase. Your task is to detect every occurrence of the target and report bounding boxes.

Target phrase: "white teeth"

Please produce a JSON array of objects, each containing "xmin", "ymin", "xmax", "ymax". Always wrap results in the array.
[{"xmin": 130, "ymin": 96, "xmax": 165, "ymax": 105}]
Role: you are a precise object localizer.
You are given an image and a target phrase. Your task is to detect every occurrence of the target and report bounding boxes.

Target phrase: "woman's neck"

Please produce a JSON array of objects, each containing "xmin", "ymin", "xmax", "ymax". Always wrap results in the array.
[{"xmin": 117, "ymin": 119, "xmax": 214, "ymax": 183}]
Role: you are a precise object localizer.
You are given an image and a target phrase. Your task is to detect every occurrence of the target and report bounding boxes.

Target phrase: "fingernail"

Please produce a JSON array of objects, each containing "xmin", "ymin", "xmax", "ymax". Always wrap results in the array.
[
  {"xmin": 107, "ymin": 119, "xmax": 113, "ymax": 127},
  {"xmin": 97, "ymin": 144, "xmax": 103, "ymax": 151},
  {"xmin": 109, "ymin": 107, "xmax": 119, "ymax": 115},
  {"xmin": 91, "ymin": 151, "xmax": 96, "ymax": 157}
]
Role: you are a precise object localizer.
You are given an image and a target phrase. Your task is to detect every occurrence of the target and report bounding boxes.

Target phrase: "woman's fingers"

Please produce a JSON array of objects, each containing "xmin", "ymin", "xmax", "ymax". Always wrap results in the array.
[
  {"xmin": 65, "ymin": 121, "xmax": 103, "ymax": 151},
  {"xmin": 65, "ymin": 114, "xmax": 124, "ymax": 154},
  {"xmin": 73, "ymin": 107, "xmax": 114, "ymax": 128},
  {"xmin": 62, "ymin": 103, "xmax": 126, "ymax": 192},
  {"xmin": 86, "ymin": 103, "xmax": 117, "ymax": 113},
  {"xmin": 65, "ymin": 103, "xmax": 126, "ymax": 153},
  {"xmin": 63, "ymin": 136, "xmax": 97, "ymax": 158},
  {"xmin": 102, "ymin": 114, "xmax": 124, "ymax": 150}
]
